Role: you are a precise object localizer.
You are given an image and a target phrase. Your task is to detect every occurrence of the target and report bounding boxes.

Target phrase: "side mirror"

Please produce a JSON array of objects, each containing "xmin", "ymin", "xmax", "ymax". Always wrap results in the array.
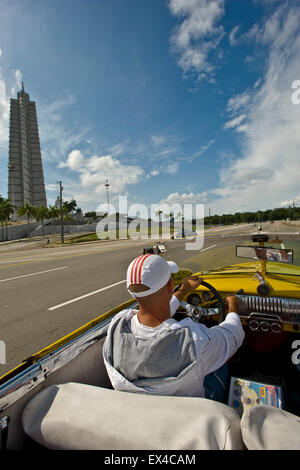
[{"xmin": 236, "ymin": 245, "xmax": 293, "ymax": 263}]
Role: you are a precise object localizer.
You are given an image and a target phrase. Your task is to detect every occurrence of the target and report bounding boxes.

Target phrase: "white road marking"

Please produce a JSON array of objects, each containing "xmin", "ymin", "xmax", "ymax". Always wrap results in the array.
[
  {"xmin": 48, "ymin": 279, "xmax": 127, "ymax": 311},
  {"xmin": 200, "ymin": 244, "xmax": 217, "ymax": 252},
  {"xmin": 0, "ymin": 259, "xmax": 47, "ymax": 264},
  {"xmin": 0, "ymin": 266, "xmax": 67, "ymax": 283}
]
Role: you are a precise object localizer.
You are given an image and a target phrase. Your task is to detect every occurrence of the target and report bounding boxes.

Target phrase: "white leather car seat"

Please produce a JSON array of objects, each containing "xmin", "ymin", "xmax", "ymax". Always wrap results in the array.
[
  {"xmin": 22, "ymin": 382, "xmax": 245, "ymax": 450},
  {"xmin": 241, "ymin": 405, "xmax": 300, "ymax": 450}
]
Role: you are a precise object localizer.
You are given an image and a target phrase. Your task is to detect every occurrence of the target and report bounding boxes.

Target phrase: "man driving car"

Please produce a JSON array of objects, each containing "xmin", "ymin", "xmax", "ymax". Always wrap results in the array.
[{"xmin": 103, "ymin": 254, "xmax": 245, "ymax": 401}]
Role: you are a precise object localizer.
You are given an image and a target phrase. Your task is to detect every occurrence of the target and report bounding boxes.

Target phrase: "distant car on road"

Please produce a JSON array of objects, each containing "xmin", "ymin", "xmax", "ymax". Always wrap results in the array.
[
  {"xmin": 270, "ymin": 220, "xmax": 274, "ymax": 223},
  {"xmin": 175, "ymin": 229, "xmax": 197, "ymax": 238}
]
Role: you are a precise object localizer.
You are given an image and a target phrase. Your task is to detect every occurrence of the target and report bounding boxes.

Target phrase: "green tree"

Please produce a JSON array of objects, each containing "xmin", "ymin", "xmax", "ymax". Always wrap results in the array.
[
  {"xmin": 63, "ymin": 213, "xmax": 72, "ymax": 223},
  {"xmin": 0, "ymin": 198, "xmax": 15, "ymax": 241},
  {"xmin": 35, "ymin": 205, "xmax": 50, "ymax": 236},
  {"xmin": 155, "ymin": 210, "xmax": 163, "ymax": 237},
  {"xmin": 62, "ymin": 199, "xmax": 77, "ymax": 215},
  {"xmin": 164, "ymin": 211, "xmax": 175, "ymax": 234},
  {"xmin": 17, "ymin": 201, "xmax": 37, "ymax": 238},
  {"xmin": 48, "ymin": 205, "xmax": 60, "ymax": 234},
  {"xmin": 0, "ymin": 197, "xmax": 6, "ymax": 241},
  {"xmin": 84, "ymin": 211, "xmax": 97, "ymax": 218}
]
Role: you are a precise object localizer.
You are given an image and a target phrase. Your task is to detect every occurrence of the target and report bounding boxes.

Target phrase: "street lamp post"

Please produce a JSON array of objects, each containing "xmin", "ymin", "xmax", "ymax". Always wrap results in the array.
[
  {"xmin": 293, "ymin": 199, "xmax": 295, "ymax": 220},
  {"xmin": 59, "ymin": 181, "xmax": 64, "ymax": 244},
  {"xmin": 105, "ymin": 179, "xmax": 110, "ymax": 215}
]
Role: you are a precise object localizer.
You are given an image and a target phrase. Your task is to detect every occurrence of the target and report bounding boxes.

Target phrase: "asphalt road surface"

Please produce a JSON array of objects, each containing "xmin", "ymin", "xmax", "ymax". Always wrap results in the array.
[{"xmin": 0, "ymin": 220, "xmax": 299, "ymax": 375}]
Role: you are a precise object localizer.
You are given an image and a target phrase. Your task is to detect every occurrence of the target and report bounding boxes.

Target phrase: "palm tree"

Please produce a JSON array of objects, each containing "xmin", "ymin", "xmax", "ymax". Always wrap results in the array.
[
  {"xmin": 0, "ymin": 197, "xmax": 6, "ymax": 242},
  {"xmin": 164, "ymin": 211, "xmax": 174, "ymax": 236},
  {"xmin": 48, "ymin": 205, "xmax": 60, "ymax": 234},
  {"xmin": 17, "ymin": 201, "xmax": 37, "ymax": 238},
  {"xmin": 35, "ymin": 205, "xmax": 50, "ymax": 236},
  {"xmin": 176, "ymin": 211, "xmax": 185, "ymax": 237},
  {"xmin": 63, "ymin": 213, "xmax": 72, "ymax": 223},
  {"xmin": 0, "ymin": 198, "xmax": 15, "ymax": 241},
  {"xmin": 155, "ymin": 210, "xmax": 163, "ymax": 237},
  {"xmin": 4, "ymin": 199, "xmax": 15, "ymax": 241}
]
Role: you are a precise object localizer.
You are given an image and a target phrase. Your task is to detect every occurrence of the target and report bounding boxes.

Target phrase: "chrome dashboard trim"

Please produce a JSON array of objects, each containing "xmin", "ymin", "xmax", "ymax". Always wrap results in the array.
[{"xmin": 236, "ymin": 295, "xmax": 300, "ymax": 324}]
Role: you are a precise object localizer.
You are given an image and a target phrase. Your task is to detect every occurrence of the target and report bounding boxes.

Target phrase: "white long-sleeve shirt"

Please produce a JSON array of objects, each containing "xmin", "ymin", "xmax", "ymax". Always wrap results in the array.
[{"xmin": 103, "ymin": 295, "xmax": 245, "ymax": 397}]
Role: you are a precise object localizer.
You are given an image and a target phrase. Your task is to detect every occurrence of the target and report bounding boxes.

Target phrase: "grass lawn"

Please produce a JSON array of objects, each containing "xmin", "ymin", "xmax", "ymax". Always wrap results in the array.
[{"xmin": 65, "ymin": 226, "xmax": 178, "ymax": 244}]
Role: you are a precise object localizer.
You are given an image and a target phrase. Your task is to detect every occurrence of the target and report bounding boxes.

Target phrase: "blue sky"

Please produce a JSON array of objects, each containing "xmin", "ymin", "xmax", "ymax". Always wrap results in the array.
[{"xmin": 0, "ymin": 0, "xmax": 300, "ymax": 216}]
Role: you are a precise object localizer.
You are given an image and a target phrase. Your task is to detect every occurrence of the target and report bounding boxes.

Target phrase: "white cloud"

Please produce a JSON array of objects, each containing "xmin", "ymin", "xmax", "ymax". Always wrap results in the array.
[
  {"xmin": 165, "ymin": 161, "xmax": 179, "ymax": 174},
  {"xmin": 38, "ymin": 93, "xmax": 90, "ymax": 163},
  {"xmin": 108, "ymin": 141, "xmax": 129, "ymax": 156},
  {"xmin": 224, "ymin": 114, "xmax": 247, "ymax": 132},
  {"xmin": 159, "ymin": 191, "xmax": 207, "ymax": 206},
  {"xmin": 152, "ymin": 147, "xmax": 179, "ymax": 158},
  {"xmin": 168, "ymin": 0, "xmax": 225, "ymax": 81},
  {"xmin": 14, "ymin": 70, "xmax": 22, "ymax": 89},
  {"xmin": 226, "ymin": 91, "xmax": 251, "ymax": 114},
  {"xmin": 59, "ymin": 151, "xmax": 144, "ymax": 196},
  {"xmin": 151, "ymin": 135, "xmax": 167, "ymax": 146},
  {"xmin": 45, "ymin": 183, "xmax": 59, "ymax": 192},
  {"xmin": 0, "ymin": 63, "xmax": 23, "ymax": 149},
  {"xmin": 280, "ymin": 194, "xmax": 300, "ymax": 208},
  {"xmin": 229, "ymin": 25, "xmax": 240, "ymax": 46},
  {"xmin": 58, "ymin": 149, "xmax": 85, "ymax": 171},
  {"xmin": 0, "ymin": 79, "xmax": 9, "ymax": 145},
  {"xmin": 213, "ymin": 3, "xmax": 300, "ymax": 213},
  {"xmin": 245, "ymin": 56, "xmax": 254, "ymax": 64},
  {"xmin": 148, "ymin": 160, "xmax": 180, "ymax": 177},
  {"xmin": 188, "ymin": 139, "xmax": 215, "ymax": 162}
]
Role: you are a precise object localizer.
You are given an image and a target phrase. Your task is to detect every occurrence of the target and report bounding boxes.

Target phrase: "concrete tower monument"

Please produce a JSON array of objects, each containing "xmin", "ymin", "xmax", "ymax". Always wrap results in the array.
[{"xmin": 8, "ymin": 83, "xmax": 47, "ymax": 215}]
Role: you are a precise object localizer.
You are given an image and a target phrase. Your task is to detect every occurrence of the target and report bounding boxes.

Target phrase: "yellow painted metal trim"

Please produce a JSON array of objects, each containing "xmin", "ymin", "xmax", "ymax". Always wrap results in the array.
[
  {"xmin": 0, "ymin": 361, "xmax": 30, "ymax": 386},
  {"xmin": 282, "ymin": 324, "xmax": 300, "ymax": 333}
]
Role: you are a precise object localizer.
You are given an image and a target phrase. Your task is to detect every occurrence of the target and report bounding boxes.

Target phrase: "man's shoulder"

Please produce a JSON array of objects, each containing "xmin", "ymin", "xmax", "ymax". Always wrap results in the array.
[{"xmin": 107, "ymin": 308, "xmax": 137, "ymax": 329}]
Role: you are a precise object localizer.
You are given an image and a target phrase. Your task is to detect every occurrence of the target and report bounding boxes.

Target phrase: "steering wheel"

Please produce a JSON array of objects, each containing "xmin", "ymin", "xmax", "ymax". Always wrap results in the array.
[{"xmin": 174, "ymin": 280, "xmax": 226, "ymax": 324}]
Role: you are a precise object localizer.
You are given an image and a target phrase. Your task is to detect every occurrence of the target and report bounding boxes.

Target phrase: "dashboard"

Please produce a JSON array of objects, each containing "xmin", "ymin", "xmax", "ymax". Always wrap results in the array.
[
  {"xmin": 236, "ymin": 295, "xmax": 300, "ymax": 334},
  {"xmin": 186, "ymin": 292, "xmax": 300, "ymax": 334}
]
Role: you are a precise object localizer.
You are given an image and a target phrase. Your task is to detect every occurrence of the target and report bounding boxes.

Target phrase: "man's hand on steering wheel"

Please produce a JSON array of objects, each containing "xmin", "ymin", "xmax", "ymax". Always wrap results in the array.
[
  {"xmin": 174, "ymin": 276, "xmax": 203, "ymax": 302},
  {"xmin": 224, "ymin": 295, "xmax": 240, "ymax": 314},
  {"xmin": 174, "ymin": 277, "xmax": 227, "ymax": 324}
]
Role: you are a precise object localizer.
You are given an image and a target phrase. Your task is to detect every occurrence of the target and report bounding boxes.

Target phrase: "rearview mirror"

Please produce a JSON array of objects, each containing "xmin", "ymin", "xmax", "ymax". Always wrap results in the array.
[{"xmin": 236, "ymin": 246, "xmax": 293, "ymax": 263}]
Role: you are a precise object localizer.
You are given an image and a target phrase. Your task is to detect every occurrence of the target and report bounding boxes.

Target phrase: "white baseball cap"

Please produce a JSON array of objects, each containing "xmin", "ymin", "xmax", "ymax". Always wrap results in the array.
[{"xmin": 127, "ymin": 254, "xmax": 179, "ymax": 298}]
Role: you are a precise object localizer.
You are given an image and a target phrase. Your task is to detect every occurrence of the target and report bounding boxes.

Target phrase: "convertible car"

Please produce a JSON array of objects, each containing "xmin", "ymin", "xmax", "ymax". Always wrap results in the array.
[{"xmin": 0, "ymin": 234, "xmax": 300, "ymax": 450}]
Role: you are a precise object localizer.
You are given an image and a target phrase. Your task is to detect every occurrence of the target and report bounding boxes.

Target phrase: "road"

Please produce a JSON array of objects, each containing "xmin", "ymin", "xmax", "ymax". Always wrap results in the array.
[{"xmin": 0, "ymin": 220, "xmax": 299, "ymax": 375}]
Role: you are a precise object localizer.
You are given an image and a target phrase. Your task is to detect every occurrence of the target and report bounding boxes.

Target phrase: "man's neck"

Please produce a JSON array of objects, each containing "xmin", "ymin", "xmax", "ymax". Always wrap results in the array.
[{"xmin": 137, "ymin": 304, "xmax": 170, "ymax": 327}]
